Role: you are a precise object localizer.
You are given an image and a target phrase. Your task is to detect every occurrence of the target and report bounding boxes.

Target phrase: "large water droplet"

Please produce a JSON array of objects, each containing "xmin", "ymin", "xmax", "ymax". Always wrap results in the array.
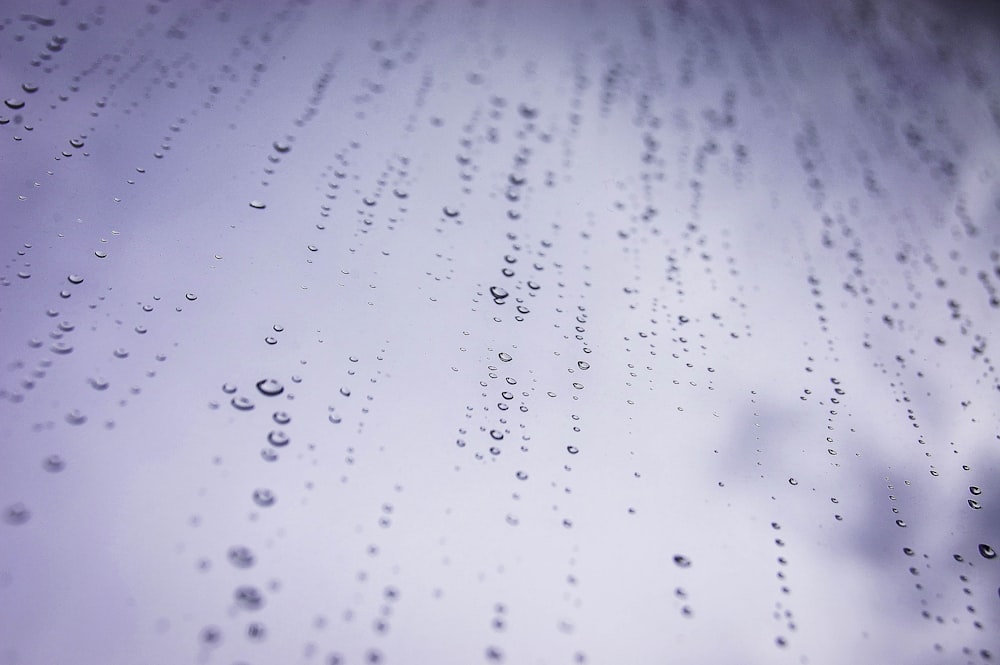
[
  {"xmin": 979, "ymin": 543, "xmax": 997, "ymax": 559},
  {"xmin": 249, "ymin": 200, "xmax": 266, "ymax": 209}
]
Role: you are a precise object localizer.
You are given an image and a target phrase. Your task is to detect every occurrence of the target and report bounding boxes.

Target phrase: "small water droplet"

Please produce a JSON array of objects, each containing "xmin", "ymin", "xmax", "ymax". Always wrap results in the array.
[
  {"xmin": 4, "ymin": 98, "xmax": 25, "ymax": 110},
  {"xmin": 489, "ymin": 429, "xmax": 504, "ymax": 440},
  {"xmin": 94, "ymin": 250, "xmax": 108, "ymax": 258},
  {"xmin": 673, "ymin": 555, "xmax": 692, "ymax": 568},
  {"xmin": 234, "ymin": 585, "xmax": 265, "ymax": 610},
  {"xmin": 43, "ymin": 454, "xmax": 66, "ymax": 472},
  {"xmin": 970, "ymin": 486, "xmax": 982, "ymax": 496},
  {"xmin": 273, "ymin": 411, "xmax": 291, "ymax": 425},
  {"xmin": 5, "ymin": 503, "xmax": 30, "ymax": 525},
  {"xmin": 498, "ymin": 352, "xmax": 512, "ymax": 362},
  {"xmin": 267, "ymin": 430, "xmax": 290, "ymax": 447},
  {"xmin": 249, "ymin": 200, "xmax": 266, "ymax": 209},
  {"xmin": 231, "ymin": 396, "xmax": 255, "ymax": 411},
  {"xmin": 264, "ymin": 336, "xmax": 278, "ymax": 345},
  {"xmin": 969, "ymin": 499, "xmax": 982, "ymax": 510},
  {"xmin": 256, "ymin": 379, "xmax": 284, "ymax": 396},
  {"xmin": 65, "ymin": 409, "xmax": 87, "ymax": 425},
  {"xmin": 490, "ymin": 286, "xmax": 509, "ymax": 299},
  {"xmin": 67, "ymin": 274, "xmax": 84, "ymax": 284},
  {"xmin": 895, "ymin": 519, "xmax": 907, "ymax": 527},
  {"xmin": 979, "ymin": 543, "xmax": 997, "ymax": 559},
  {"xmin": 273, "ymin": 140, "xmax": 291, "ymax": 153},
  {"xmin": 227, "ymin": 545, "xmax": 256, "ymax": 568},
  {"xmin": 184, "ymin": 293, "xmax": 197, "ymax": 301},
  {"xmin": 567, "ymin": 445, "xmax": 579, "ymax": 454},
  {"xmin": 252, "ymin": 488, "xmax": 276, "ymax": 507},
  {"xmin": 788, "ymin": 478, "xmax": 798, "ymax": 486}
]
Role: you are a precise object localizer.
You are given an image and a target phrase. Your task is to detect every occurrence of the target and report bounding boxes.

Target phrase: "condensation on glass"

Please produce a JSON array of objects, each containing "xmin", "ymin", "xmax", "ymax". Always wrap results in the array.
[{"xmin": 1, "ymin": 1, "xmax": 998, "ymax": 663}]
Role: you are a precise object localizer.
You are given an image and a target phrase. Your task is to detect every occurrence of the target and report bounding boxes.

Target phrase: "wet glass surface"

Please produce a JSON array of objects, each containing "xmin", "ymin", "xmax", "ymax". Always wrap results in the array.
[{"xmin": 1, "ymin": 1, "xmax": 999, "ymax": 663}]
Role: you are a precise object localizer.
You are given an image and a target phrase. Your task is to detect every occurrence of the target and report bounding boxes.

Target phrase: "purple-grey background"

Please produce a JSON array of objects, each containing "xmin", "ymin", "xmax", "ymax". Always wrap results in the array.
[{"xmin": 1, "ymin": 1, "xmax": 999, "ymax": 663}]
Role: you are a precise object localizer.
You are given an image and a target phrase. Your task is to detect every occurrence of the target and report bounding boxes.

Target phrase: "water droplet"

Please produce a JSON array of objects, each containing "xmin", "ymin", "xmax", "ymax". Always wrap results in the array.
[
  {"xmin": 199, "ymin": 625, "xmax": 222, "ymax": 646},
  {"xmin": 895, "ymin": 519, "xmax": 907, "ymax": 528},
  {"xmin": 184, "ymin": 293, "xmax": 197, "ymax": 301},
  {"xmin": 788, "ymin": 478, "xmax": 798, "ymax": 486},
  {"xmin": 249, "ymin": 200, "xmax": 266, "ymax": 209},
  {"xmin": 231, "ymin": 396, "xmax": 255, "ymax": 411},
  {"xmin": 66, "ymin": 274, "xmax": 84, "ymax": 284},
  {"xmin": 577, "ymin": 361, "xmax": 590, "ymax": 370},
  {"xmin": 969, "ymin": 499, "xmax": 982, "ymax": 510},
  {"xmin": 264, "ymin": 336, "xmax": 278, "ymax": 345},
  {"xmin": 234, "ymin": 585, "xmax": 265, "ymax": 610},
  {"xmin": 113, "ymin": 348, "xmax": 129, "ymax": 359},
  {"xmin": 261, "ymin": 448, "xmax": 278, "ymax": 462},
  {"xmin": 273, "ymin": 411, "xmax": 291, "ymax": 425},
  {"xmin": 87, "ymin": 377, "xmax": 107, "ymax": 390},
  {"xmin": 4, "ymin": 503, "xmax": 30, "ymax": 525},
  {"xmin": 252, "ymin": 488, "xmax": 276, "ymax": 507},
  {"xmin": 443, "ymin": 206, "xmax": 459, "ymax": 217},
  {"xmin": 4, "ymin": 98, "xmax": 25, "ymax": 110},
  {"xmin": 515, "ymin": 470, "xmax": 528, "ymax": 480},
  {"xmin": 21, "ymin": 83, "xmax": 39, "ymax": 94},
  {"xmin": 50, "ymin": 342, "xmax": 73, "ymax": 354},
  {"xmin": 979, "ymin": 544, "xmax": 996, "ymax": 560},
  {"xmin": 490, "ymin": 286, "xmax": 509, "ymax": 299},
  {"xmin": 273, "ymin": 140, "xmax": 291, "ymax": 153},
  {"xmin": 65, "ymin": 410, "xmax": 87, "ymax": 425},
  {"xmin": 567, "ymin": 445, "xmax": 579, "ymax": 454},
  {"xmin": 42, "ymin": 454, "xmax": 65, "ymax": 472},
  {"xmin": 267, "ymin": 430, "xmax": 290, "ymax": 447},
  {"xmin": 970, "ymin": 486, "xmax": 982, "ymax": 496},
  {"xmin": 255, "ymin": 379, "xmax": 284, "ymax": 396},
  {"xmin": 227, "ymin": 545, "xmax": 256, "ymax": 568},
  {"xmin": 340, "ymin": 387, "xmax": 351, "ymax": 397},
  {"xmin": 498, "ymin": 352, "xmax": 512, "ymax": 362},
  {"xmin": 94, "ymin": 250, "xmax": 108, "ymax": 259},
  {"xmin": 489, "ymin": 429, "xmax": 504, "ymax": 440},
  {"xmin": 272, "ymin": 324, "xmax": 284, "ymax": 333},
  {"xmin": 673, "ymin": 555, "xmax": 692, "ymax": 568}
]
